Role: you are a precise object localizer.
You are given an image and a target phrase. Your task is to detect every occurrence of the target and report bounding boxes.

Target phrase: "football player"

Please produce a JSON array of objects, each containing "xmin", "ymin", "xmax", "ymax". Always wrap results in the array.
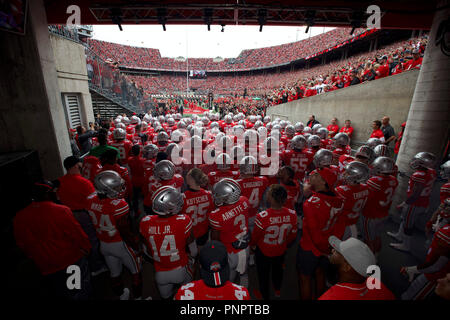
[
  {"xmin": 400, "ymin": 222, "xmax": 450, "ymax": 300},
  {"xmin": 87, "ymin": 171, "xmax": 142, "ymax": 300},
  {"xmin": 209, "ymin": 179, "xmax": 251, "ymax": 287},
  {"xmin": 175, "ymin": 241, "xmax": 250, "ymax": 300},
  {"xmin": 143, "ymin": 160, "xmax": 184, "ymax": 214},
  {"xmin": 297, "ymin": 167, "xmax": 343, "ymax": 300},
  {"xmin": 281, "ymin": 135, "xmax": 314, "ymax": 183},
  {"xmin": 81, "ymin": 155, "xmax": 102, "ymax": 183},
  {"xmin": 250, "ymin": 185, "xmax": 297, "ymax": 300},
  {"xmin": 139, "ymin": 186, "xmax": 196, "ymax": 300},
  {"xmin": 181, "ymin": 168, "xmax": 215, "ymax": 247},
  {"xmin": 306, "ymin": 135, "xmax": 322, "ymax": 156},
  {"xmin": 317, "ymin": 128, "xmax": 333, "ymax": 151},
  {"xmin": 207, "ymin": 153, "xmax": 240, "ymax": 187},
  {"xmin": 334, "ymin": 161, "xmax": 370, "ymax": 240},
  {"xmin": 127, "ymin": 145, "xmax": 145, "ymax": 223},
  {"xmin": 236, "ymin": 156, "xmax": 269, "ymax": 232},
  {"xmin": 362, "ymin": 157, "xmax": 398, "ymax": 255},
  {"xmin": 426, "ymin": 161, "xmax": 450, "ymax": 237},
  {"xmin": 110, "ymin": 128, "xmax": 133, "ymax": 166},
  {"xmin": 389, "ymin": 152, "xmax": 437, "ymax": 252},
  {"xmin": 99, "ymin": 149, "xmax": 132, "ymax": 200}
]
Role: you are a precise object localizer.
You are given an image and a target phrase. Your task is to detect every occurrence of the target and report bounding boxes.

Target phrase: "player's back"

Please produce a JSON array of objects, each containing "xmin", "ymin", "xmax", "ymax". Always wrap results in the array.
[
  {"xmin": 237, "ymin": 176, "xmax": 269, "ymax": 218},
  {"xmin": 407, "ymin": 168, "xmax": 437, "ymax": 207},
  {"xmin": 81, "ymin": 155, "xmax": 102, "ymax": 182},
  {"xmin": 139, "ymin": 214, "xmax": 192, "ymax": 272},
  {"xmin": 209, "ymin": 196, "xmax": 250, "ymax": 253},
  {"xmin": 181, "ymin": 189, "xmax": 214, "ymax": 238},
  {"xmin": 86, "ymin": 194, "xmax": 129, "ymax": 243},
  {"xmin": 364, "ymin": 175, "xmax": 398, "ymax": 219},
  {"xmin": 282, "ymin": 149, "xmax": 313, "ymax": 181},
  {"xmin": 335, "ymin": 184, "xmax": 369, "ymax": 225},
  {"xmin": 208, "ymin": 170, "xmax": 239, "ymax": 186}
]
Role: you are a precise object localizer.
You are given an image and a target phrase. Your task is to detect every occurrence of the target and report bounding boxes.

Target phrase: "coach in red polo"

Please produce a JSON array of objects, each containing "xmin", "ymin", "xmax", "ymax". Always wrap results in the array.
[
  {"xmin": 14, "ymin": 181, "xmax": 92, "ymax": 300},
  {"xmin": 370, "ymin": 120, "xmax": 385, "ymax": 142}
]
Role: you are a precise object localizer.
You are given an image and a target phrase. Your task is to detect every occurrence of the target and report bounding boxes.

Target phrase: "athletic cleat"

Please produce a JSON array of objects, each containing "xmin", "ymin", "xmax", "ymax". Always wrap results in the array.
[{"xmin": 120, "ymin": 288, "xmax": 130, "ymax": 300}]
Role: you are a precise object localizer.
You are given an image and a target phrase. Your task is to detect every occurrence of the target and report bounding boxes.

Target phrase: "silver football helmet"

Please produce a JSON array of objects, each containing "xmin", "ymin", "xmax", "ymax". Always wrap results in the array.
[
  {"xmin": 303, "ymin": 126, "xmax": 312, "ymax": 134},
  {"xmin": 141, "ymin": 121, "xmax": 148, "ymax": 131},
  {"xmin": 367, "ymin": 138, "xmax": 382, "ymax": 149},
  {"xmin": 291, "ymin": 135, "xmax": 307, "ymax": 150},
  {"xmin": 257, "ymin": 126, "xmax": 268, "ymax": 138},
  {"xmin": 312, "ymin": 124, "xmax": 322, "ymax": 134},
  {"xmin": 333, "ymin": 133, "xmax": 350, "ymax": 148},
  {"xmin": 94, "ymin": 170, "xmax": 125, "ymax": 199},
  {"xmin": 212, "ymin": 178, "xmax": 241, "ymax": 206},
  {"xmin": 410, "ymin": 152, "xmax": 436, "ymax": 170},
  {"xmin": 167, "ymin": 117, "xmax": 175, "ymax": 126},
  {"xmin": 131, "ymin": 115, "xmax": 141, "ymax": 125},
  {"xmin": 224, "ymin": 115, "xmax": 233, "ymax": 124},
  {"xmin": 313, "ymin": 149, "xmax": 333, "ymax": 168},
  {"xmin": 356, "ymin": 145, "xmax": 376, "ymax": 163},
  {"xmin": 113, "ymin": 128, "xmax": 126, "ymax": 140},
  {"xmin": 210, "ymin": 121, "xmax": 220, "ymax": 129},
  {"xmin": 440, "ymin": 160, "xmax": 450, "ymax": 179},
  {"xmin": 249, "ymin": 115, "xmax": 257, "ymax": 123},
  {"xmin": 122, "ymin": 116, "xmax": 130, "ymax": 125},
  {"xmin": 279, "ymin": 120, "xmax": 287, "ymax": 129},
  {"xmin": 254, "ymin": 120, "xmax": 264, "ymax": 130},
  {"xmin": 171, "ymin": 129, "xmax": 184, "ymax": 143},
  {"xmin": 343, "ymin": 161, "xmax": 370, "ymax": 184},
  {"xmin": 239, "ymin": 155, "xmax": 258, "ymax": 175},
  {"xmin": 153, "ymin": 160, "xmax": 175, "ymax": 180},
  {"xmin": 177, "ymin": 120, "xmax": 186, "ymax": 129},
  {"xmin": 307, "ymin": 135, "xmax": 321, "ymax": 148},
  {"xmin": 374, "ymin": 144, "xmax": 388, "ymax": 157},
  {"xmin": 151, "ymin": 186, "xmax": 184, "ymax": 216},
  {"xmin": 263, "ymin": 116, "xmax": 271, "ymax": 123},
  {"xmin": 317, "ymin": 127, "xmax": 329, "ymax": 140},
  {"xmin": 142, "ymin": 144, "xmax": 159, "ymax": 159},
  {"xmin": 371, "ymin": 156, "xmax": 395, "ymax": 175},
  {"xmin": 294, "ymin": 122, "xmax": 304, "ymax": 133},
  {"xmin": 233, "ymin": 125, "xmax": 245, "ymax": 136},
  {"xmin": 157, "ymin": 131, "xmax": 169, "ymax": 143},
  {"xmin": 285, "ymin": 125, "xmax": 295, "ymax": 136}
]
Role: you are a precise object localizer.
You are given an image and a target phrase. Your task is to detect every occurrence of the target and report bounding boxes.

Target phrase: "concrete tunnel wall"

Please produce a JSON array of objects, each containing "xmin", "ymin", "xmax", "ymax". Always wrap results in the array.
[{"xmin": 267, "ymin": 70, "xmax": 420, "ymax": 146}]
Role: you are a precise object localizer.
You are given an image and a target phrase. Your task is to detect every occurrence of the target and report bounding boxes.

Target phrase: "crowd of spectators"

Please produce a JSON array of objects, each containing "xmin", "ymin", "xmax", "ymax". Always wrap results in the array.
[{"xmin": 86, "ymin": 28, "xmax": 367, "ymax": 71}]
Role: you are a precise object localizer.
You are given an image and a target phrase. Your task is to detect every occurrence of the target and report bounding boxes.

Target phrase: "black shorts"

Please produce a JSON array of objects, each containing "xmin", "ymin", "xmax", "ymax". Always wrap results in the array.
[{"xmin": 296, "ymin": 245, "xmax": 329, "ymax": 276}]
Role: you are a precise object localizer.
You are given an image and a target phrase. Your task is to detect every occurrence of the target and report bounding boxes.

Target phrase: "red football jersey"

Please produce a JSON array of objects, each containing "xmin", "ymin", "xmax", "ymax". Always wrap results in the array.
[
  {"xmin": 338, "ymin": 154, "xmax": 355, "ymax": 173},
  {"xmin": 175, "ymin": 280, "xmax": 250, "ymax": 300},
  {"xmin": 143, "ymin": 174, "xmax": 184, "ymax": 207},
  {"xmin": 280, "ymin": 180, "xmax": 300, "ymax": 210},
  {"xmin": 209, "ymin": 196, "xmax": 250, "ymax": 253},
  {"xmin": 333, "ymin": 146, "xmax": 352, "ymax": 157},
  {"xmin": 208, "ymin": 170, "xmax": 240, "ymax": 187},
  {"xmin": 300, "ymin": 191, "xmax": 344, "ymax": 256},
  {"xmin": 424, "ymin": 224, "xmax": 450, "ymax": 281},
  {"xmin": 321, "ymin": 139, "xmax": 334, "ymax": 151},
  {"xmin": 81, "ymin": 155, "xmax": 102, "ymax": 183},
  {"xmin": 110, "ymin": 140, "xmax": 133, "ymax": 164},
  {"xmin": 251, "ymin": 207, "xmax": 297, "ymax": 257},
  {"xmin": 237, "ymin": 176, "xmax": 269, "ymax": 218},
  {"xmin": 140, "ymin": 214, "xmax": 192, "ymax": 272},
  {"xmin": 364, "ymin": 175, "xmax": 399, "ymax": 219},
  {"xmin": 281, "ymin": 149, "xmax": 314, "ymax": 181},
  {"xmin": 181, "ymin": 189, "xmax": 215, "ymax": 239},
  {"xmin": 86, "ymin": 194, "xmax": 129, "ymax": 243},
  {"xmin": 318, "ymin": 281, "xmax": 395, "ymax": 300},
  {"xmin": 335, "ymin": 184, "xmax": 369, "ymax": 226},
  {"xmin": 440, "ymin": 182, "xmax": 450, "ymax": 204},
  {"xmin": 406, "ymin": 169, "xmax": 437, "ymax": 207}
]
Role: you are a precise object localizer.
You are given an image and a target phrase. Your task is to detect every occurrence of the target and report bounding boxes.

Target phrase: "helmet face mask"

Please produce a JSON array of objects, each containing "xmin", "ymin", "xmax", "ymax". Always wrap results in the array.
[
  {"xmin": 307, "ymin": 135, "xmax": 321, "ymax": 148},
  {"xmin": 294, "ymin": 122, "xmax": 304, "ymax": 133},
  {"xmin": 333, "ymin": 133, "xmax": 350, "ymax": 148},
  {"xmin": 94, "ymin": 170, "xmax": 125, "ymax": 199},
  {"xmin": 212, "ymin": 178, "xmax": 241, "ymax": 206},
  {"xmin": 143, "ymin": 144, "xmax": 159, "ymax": 159},
  {"xmin": 285, "ymin": 125, "xmax": 295, "ymax": 136},
  {"xmin": 113, "ymin": 128, "xmax": 126, "ymax": 140},
  {"xmin": 291, "ymin": 135, "xmax": 307, "ymax": 150},
  {"xmin": 356, "ymin": 145, "xmax": 376, "ymax": 163},
  {"xmin": 151, "ymin": 186, "xmax": 184, "ymax": 216}
]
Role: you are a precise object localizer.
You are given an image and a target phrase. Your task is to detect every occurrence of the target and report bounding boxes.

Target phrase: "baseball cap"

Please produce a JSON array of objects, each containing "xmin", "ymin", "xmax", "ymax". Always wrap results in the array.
[
  {"xmin": 63, "ymin": 155, "xmax": 81, "ymax": 170},
  {"xmin": 311, "ymin": 167, "xmax": 338, "ymax": 188},
  {"xmin": 329, "ymin": 236, "xmax": 376, "ymax": 277},
  {"xmin": 199, "ymin": 241, "xmax": 230, "ymax": 288}
]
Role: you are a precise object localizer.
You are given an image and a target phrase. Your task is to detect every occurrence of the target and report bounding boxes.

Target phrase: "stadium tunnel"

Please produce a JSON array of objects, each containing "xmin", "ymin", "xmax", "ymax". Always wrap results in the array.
[{"xmin": 0, "ymin": 1, "xmax": 449, "ymax": 229}]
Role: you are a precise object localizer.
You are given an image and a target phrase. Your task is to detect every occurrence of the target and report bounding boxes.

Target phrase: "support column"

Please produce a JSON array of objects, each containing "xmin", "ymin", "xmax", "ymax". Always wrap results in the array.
[
  {"xmin": 0, "ymin": 0, "xmax": 71, "ymax": 179},
  {"xmin": 392, "ymin": 0, "xmax": 450, "ymax": 221}
]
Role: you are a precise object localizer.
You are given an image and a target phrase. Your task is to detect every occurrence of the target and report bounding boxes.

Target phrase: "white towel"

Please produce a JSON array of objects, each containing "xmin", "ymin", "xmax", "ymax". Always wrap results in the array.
[{"xmin": 236, "ymin": 249, "xmax": 248, "ymax": 275}]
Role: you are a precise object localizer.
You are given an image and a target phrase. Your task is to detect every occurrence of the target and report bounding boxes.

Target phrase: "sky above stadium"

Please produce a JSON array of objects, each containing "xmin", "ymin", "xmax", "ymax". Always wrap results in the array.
[{"xmin": 92, "ymin": 25, "xmax": 335, "ymax": 59}]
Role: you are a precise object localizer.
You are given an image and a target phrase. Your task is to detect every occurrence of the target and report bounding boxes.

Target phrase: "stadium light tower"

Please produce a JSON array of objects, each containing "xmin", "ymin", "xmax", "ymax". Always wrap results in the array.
[
  {"xmin": 204, "ymin": 8, "xmax": 213, "ymax": 31},
  {"xmin": 258, "ymin": 9, "xmax": 267, "ymax": 32},
  {"xmin": 157, "ymin": 8, "xmax": 167, "ymax": 31},
  {"xmin": 305, "ymin": 10, "xmax": 315, "ymax": 33}
]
